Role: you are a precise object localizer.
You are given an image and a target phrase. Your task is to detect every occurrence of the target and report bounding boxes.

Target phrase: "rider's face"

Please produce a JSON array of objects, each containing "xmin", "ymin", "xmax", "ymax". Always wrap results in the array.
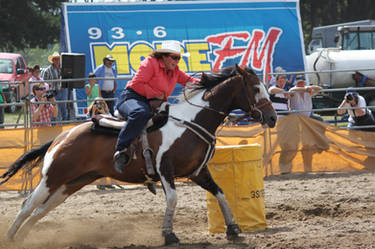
[{"xmin": 163, "ymin": 53, "xmax": 180, "ymax": 71}]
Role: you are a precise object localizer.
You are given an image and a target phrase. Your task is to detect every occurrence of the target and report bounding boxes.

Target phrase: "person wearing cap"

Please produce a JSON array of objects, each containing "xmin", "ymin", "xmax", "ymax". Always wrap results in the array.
[
  {"xmin": 289, "ymin": 75, "xmax": 323, "ymax": 121},
  {"xmin": 113, "ymin": 40, "xmax": 200, "ymax": 173},
  {"xmin": 337, "ymin": 88, "xmax": 375, "ymax": 131},
  {"xmin": 94, "ymin": 54, "xmax": 117, "ymax": 115},
  {"xmin": 85, "ymin": 72, "xmax": 101, "ymax": 107},
  {"xmin": 42, "ymin": 52, "xmax": 69, "ymax": 122}
]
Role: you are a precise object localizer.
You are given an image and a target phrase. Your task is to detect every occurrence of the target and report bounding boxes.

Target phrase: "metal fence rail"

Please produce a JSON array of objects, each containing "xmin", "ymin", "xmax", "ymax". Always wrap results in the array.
[{"xmin": 2, "ymin": 70, "xmax": 375, "ymax": 131}]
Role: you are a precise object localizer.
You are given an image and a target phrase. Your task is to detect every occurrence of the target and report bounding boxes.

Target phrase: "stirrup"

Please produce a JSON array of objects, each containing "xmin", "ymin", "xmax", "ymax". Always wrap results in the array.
[{"xmin": 113, "ymin": 149, "xmax": 130, "ymax": 174}]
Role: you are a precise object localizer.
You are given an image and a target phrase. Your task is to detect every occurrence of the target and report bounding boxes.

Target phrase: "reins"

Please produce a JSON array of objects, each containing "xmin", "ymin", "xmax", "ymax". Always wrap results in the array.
[{"xmin": 183, "ymin": 73, "xmax": 272, "ymax": 125}]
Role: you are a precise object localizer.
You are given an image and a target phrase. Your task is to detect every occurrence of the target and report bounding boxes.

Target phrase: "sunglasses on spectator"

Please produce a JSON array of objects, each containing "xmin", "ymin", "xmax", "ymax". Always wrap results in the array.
[
  {"xmin": 169, "ymin": 55, "xmax": 181, "ymax": 61},
  {"xmin": 36, "ymin": 87, "xmax": 46, "ymax": 91}
]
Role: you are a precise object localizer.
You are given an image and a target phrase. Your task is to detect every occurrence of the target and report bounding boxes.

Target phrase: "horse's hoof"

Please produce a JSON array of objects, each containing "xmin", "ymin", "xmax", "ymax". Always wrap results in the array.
[
  {"xmin": 164, "ymin": 232, "xmax": 180, "ymax": 246},
  {"xmin": 7, "ymin": 230, "xmax": 15, "ymax": 242},
  {"xmin": 226, "ymin": 224, "xmax": 242, "ymax": 241},
  {"xmin": 6, "ymin": 235, "xmax": 14, "ymax": 242}
]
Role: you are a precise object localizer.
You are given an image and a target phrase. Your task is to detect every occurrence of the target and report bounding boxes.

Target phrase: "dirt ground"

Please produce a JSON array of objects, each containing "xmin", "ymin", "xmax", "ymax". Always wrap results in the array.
[{"xmin": 0, "ymin": 171, "xmax": 374, "ymax": 249}]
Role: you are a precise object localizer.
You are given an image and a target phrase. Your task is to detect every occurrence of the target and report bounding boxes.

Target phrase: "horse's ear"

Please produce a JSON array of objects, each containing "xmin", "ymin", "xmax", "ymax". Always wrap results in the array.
[{"xmin": 235, "ymin": 64, "xmax": 248, "ymax": 77}]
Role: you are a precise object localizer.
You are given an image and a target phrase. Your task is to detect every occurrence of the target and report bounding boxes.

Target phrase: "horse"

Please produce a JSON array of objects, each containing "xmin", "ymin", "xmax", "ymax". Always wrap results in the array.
[{"xmin": 0, "ymin": 65, "xmax": 277, "ymax": 246}]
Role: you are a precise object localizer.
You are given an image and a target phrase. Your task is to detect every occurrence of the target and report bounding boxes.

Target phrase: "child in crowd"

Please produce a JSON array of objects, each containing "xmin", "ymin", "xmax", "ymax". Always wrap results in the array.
[{"xmin": 85, "ymin": 72, "xmax": 101, "ymax": 107}]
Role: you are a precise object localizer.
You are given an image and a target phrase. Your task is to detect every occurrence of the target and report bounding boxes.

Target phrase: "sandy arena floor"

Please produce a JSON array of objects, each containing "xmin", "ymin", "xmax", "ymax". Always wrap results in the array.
[{"xmin": 0, "ymin": 171, "xmax": 374, "ymax": 249}]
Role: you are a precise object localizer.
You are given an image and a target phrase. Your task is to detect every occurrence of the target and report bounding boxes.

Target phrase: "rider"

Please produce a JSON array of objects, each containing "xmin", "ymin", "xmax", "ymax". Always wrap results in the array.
[{"xmin": 114, "ymin": 40, "xmax": 200, "ymax": 173}]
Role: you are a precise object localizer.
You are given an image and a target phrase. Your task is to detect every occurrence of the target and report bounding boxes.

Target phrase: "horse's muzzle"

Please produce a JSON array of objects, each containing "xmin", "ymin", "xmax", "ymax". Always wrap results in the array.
[{"xmin": 262, "ymin": 113, "xmax": 277, "ymax": 128}]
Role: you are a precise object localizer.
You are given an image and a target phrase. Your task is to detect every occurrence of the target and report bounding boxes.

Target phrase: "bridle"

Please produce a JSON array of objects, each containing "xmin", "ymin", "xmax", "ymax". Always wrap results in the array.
[
  {"xmin": 233, "ymin": 98, "xmax": 272, "ymax": 124},
  {"xmin": 183, "ymin": 72, "xmax": 272, "ymax": 124},
  {"xmin": 232, "ymin": 74, "xmax": 273, "ymax": 124}
]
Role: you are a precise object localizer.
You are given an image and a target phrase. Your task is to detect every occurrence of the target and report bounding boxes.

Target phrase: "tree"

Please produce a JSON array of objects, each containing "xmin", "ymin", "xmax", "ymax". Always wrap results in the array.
[{"xmin": 0, "ymin": 0, "xmax": 64, "ymax": 51}]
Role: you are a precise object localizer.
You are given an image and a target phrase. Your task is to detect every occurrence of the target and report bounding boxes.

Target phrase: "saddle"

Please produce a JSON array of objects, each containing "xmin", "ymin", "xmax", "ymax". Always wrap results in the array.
[
  {"xmin": 91, "ymin": 101, "xmax": 170, "ymax": 134},
  {"xmin": 90, "ymin": 101, "xmax": 170, "ymax": 195}
]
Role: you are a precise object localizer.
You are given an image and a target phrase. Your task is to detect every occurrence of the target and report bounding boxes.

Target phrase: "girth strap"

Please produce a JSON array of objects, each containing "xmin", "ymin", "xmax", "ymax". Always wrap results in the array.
[{"xmin": 169, "ymin": 116, "xmax": 216, "ymax": 176}]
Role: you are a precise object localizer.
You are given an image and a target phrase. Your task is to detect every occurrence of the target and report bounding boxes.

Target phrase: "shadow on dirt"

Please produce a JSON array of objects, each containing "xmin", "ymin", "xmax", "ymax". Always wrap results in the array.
[
  {"xmin": 66, "ymin": 242, "xmax": 253, "ymax": 249},
  {"xmin": 264, "ymin": 171, "xmax": 371, "ymax": 182}
]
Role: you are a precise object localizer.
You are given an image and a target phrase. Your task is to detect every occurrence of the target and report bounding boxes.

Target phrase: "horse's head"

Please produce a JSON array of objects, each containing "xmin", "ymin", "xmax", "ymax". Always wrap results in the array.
[{"xmin": 234, "ymin": 65, "xmax": 277, "ymax": 128}]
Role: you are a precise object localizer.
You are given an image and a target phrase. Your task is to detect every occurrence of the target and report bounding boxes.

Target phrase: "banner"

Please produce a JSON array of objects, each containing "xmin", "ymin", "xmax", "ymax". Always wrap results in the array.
[{"xmin": 61, "ymin": 0, "xmax": 305, "ymax": 117}]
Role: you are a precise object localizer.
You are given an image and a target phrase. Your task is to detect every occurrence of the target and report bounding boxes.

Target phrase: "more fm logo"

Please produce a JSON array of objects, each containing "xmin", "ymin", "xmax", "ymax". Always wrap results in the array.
[{"xmin": 90, "ymin": 28, "xmax": 282, "ymax": 81}]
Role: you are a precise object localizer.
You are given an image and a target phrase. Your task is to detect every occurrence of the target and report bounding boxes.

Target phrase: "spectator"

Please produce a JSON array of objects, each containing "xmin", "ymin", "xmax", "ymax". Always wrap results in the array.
[
  {"xmin": 86, "ymin": 97, "xmax": 111, "ymax": 119},
  {"xmin": 337, "ymin": 88, "xmax": 375, "ymax": 131},
  {"xmin": 94, "ymin": 54, "xmax": 117, "ymax": 115},
  {"xmin": 289, "ymin": 75, "xmax": 323, "ymax": 121},
  {"xmin": 0, "ymin": 84, "xmax": 6, "ymax": 129},
  {"xmin": 42, "ymin": 52, "xmax": 68, "ymax": 122},
  {"xmin": 30, "ymin": 83, "xmax": 58, "ymax": 127},
  {"xmin": 28, "ymin": 65, "xmax": 49, "ymax": 96},
  {"xmin": 268, "ymin": 74, "xmax": 291, "ymax": 117},
  {"xmin": 85, "ymin": 72, "xmax": 101, "ymax": 107},
  {"xmin": 269, "ymin": 66, "xmax": 294, "ymax": 89},
  {"xmin": 86, "ymin": 96, "xmax": 115, "ymax": 190}
]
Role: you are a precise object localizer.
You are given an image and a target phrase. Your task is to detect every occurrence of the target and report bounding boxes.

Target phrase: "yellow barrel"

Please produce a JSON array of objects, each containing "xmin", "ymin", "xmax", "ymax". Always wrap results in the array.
[{"xmin": 207, "ymin": 144, "xmax": 266, "ymax": 233}]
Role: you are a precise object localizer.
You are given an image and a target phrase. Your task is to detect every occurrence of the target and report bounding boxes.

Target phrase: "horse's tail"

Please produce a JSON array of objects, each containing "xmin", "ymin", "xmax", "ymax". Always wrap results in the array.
[{"xmin": 0, "ymin": 140, "xmax": 53, "ymax": 185}]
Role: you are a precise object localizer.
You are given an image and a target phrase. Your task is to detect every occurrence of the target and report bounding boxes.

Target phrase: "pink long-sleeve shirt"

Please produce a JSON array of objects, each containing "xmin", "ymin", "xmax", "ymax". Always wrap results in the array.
[{"xmin": 127, "ymin": 56, "xmax": 199, "ymax": 100}]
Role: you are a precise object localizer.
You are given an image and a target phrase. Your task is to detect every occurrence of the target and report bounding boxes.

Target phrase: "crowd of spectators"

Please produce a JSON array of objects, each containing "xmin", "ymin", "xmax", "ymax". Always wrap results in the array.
[
  {"xmin": 267, "ymin": 66, "xmax": 375, "ymax": 131},
  {"xmin": 2, "ymin": 54, "xmax": 375, "ymax": 131},
  {"xmin": 17, "ymin": 53, "xmax": 118, "ymax": 127}
]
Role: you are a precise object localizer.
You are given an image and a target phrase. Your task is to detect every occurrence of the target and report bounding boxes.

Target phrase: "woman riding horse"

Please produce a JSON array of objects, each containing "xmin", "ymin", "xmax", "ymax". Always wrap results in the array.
[
  {"xmin": 114, "ymin": 40, "xmax": 200, "ymax": 173},
  {"xmin": 0, "ymin": 64, "xmax": 277, "ymax": 246}
]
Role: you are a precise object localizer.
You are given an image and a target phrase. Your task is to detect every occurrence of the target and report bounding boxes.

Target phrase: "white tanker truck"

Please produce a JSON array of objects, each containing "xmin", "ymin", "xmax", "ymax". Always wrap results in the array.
[{"xmin": 306, "ymin": 24, "xmax": 375, "ymax": 113}]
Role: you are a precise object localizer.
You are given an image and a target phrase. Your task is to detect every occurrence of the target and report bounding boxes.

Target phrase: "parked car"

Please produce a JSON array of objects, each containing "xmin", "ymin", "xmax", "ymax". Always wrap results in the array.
[{"xmin": 0, "ymin": 53, "xmax": 29, "ymax": 113}]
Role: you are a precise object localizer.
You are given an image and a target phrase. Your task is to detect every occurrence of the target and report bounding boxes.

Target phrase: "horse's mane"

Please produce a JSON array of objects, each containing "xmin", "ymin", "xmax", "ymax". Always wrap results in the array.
[{"xmin": 177, "ymin": 65, "xmax": 257, "ymax": 102}]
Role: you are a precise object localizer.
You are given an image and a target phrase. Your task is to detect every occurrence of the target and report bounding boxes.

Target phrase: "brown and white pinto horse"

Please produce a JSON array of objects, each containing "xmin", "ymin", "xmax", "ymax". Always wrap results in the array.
[{"xmin": 1, "ymin": 65, "xmax": 277, "ymax": 245}]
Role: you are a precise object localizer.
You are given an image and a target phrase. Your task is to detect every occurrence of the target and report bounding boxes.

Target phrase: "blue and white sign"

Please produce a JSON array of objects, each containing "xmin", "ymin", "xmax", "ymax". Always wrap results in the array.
[{"xmin": 61, "ymin": 0, "xmax": 305, "ymax": 116}]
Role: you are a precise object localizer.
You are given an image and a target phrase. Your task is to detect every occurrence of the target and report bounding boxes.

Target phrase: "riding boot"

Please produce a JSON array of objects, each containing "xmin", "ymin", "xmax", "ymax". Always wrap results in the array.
[{"xmin": 114, "ymin": 148, "xmax": 131, "ymax": 173}]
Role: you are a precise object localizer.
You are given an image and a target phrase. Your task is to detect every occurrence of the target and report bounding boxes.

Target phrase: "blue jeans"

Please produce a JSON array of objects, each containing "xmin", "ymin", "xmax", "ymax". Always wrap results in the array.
[{"xmin": 115, "ymin": 88, "xmax": 151, "ymax": 151}]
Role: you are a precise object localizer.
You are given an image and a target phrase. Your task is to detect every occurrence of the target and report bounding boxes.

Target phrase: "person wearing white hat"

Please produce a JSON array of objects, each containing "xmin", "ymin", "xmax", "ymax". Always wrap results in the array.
[
  {"xmin": 42, "ymin": 52, "xmax": 69, "ymax": 122},
  {"xmin": 94, "ymin": 54, "xmax": 118, "ymax": 115},
  {"xmin": 113, "ymin": 40, "xmax": 199, "ymax": 173}
]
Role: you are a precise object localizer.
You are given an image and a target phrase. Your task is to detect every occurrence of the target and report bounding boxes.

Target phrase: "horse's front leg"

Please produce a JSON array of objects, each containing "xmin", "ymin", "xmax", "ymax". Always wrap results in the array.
[
  {"xmin": 158, "ymin": 166, "xmax": 180, "ymax": 245},
  {"xmin": 190, "ymin": 166, "xmax": 242, "ymax": 240}
]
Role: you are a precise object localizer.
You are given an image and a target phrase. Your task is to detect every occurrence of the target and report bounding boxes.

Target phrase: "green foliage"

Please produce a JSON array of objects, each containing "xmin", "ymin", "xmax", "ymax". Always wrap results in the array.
[
  {"xmin": 0, "ymin": 0, "xmax": 64, "ymax": 51},
  {"xmin": 18, "ymin": 43, "xmax": 60, "ymax": 68}
]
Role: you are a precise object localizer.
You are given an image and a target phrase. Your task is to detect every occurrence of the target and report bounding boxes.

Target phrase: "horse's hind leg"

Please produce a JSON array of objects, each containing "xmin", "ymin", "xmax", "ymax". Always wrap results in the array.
[
  {"xmin": 190, "ymin": 167, "xmax": 242, "ymax": 240},
  {"xmin": 16, "ymin": 185, "xmax": 69, "ymax": 239},
  {"xmin": 15, "ymin": 173, "xmax": 101, "ymax": 240},
  {"xmin": 7, "ymin": 178, "xmax": 51, "ymax": 241}
]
